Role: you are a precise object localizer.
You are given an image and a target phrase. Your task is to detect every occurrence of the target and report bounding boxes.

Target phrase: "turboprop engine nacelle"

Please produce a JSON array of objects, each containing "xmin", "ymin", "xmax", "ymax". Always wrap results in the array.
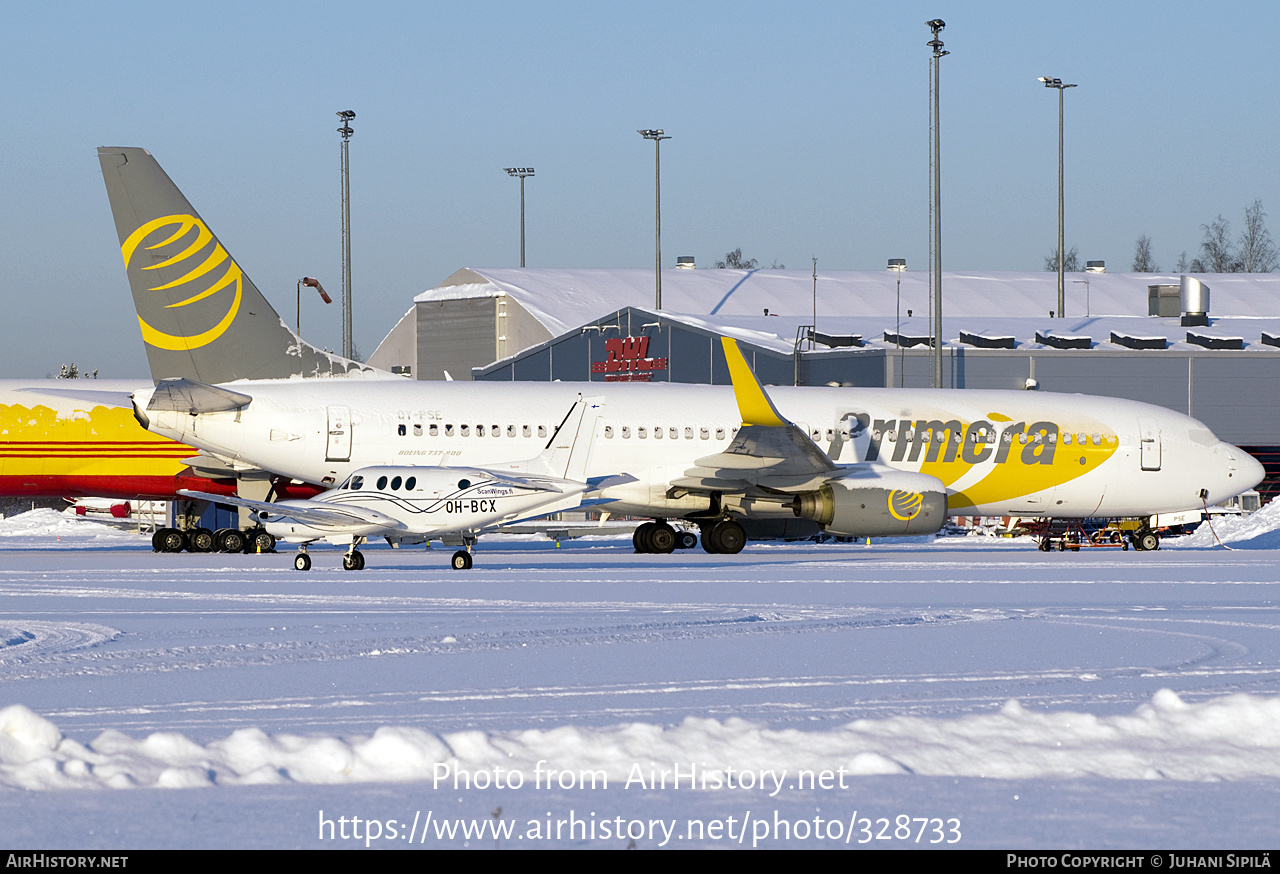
[{"xmin": 791, "ymin": 469, "xmax": 947, "ymax": 537}]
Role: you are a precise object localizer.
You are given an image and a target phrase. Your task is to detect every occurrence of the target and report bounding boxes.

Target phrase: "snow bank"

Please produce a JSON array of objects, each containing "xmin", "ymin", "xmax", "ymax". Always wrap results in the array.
[
  {"xmin": 4, "ymin": 690, "xmax": 1279, "ymax": 790},
  {"xmin": 1172, "ymin": 499, "xmax": 1280, "ymax": 549},
  {"xmin": 0, "ymin": 508, "xmax": 141, "ymax": 542}
]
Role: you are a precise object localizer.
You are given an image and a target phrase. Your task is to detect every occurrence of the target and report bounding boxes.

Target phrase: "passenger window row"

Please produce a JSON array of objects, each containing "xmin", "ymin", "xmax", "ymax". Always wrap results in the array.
[
  {"xmin": 601, "ymin": 425, "xmax": 734, "ymax": 440},
  {"xmin": 396, "ymin": 423, "xmax": 548, "ymax": 438}
]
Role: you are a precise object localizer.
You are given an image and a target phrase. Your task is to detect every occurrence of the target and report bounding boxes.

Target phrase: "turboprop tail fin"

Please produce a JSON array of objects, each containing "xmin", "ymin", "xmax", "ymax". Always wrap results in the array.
[{"xmin": 98, "ymin": 147, "xmax": 379, "ymax": 384}]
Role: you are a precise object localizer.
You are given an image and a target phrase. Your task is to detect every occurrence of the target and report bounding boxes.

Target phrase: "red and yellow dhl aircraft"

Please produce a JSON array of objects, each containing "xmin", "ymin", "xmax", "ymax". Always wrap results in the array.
[{"xmin": 0, "ymin": 382, "xmax": 235, "ymax": 501}]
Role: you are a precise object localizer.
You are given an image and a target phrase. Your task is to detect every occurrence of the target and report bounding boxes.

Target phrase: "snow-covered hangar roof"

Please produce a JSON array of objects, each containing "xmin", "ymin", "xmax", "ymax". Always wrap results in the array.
[{"xmin": 413, "ymin": 266, "xmax": 1280, "ymax": 335}]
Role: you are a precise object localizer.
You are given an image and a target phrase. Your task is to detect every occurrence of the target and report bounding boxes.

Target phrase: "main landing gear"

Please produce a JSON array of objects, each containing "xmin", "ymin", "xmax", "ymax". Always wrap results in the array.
[
  {"xmin": 451, "ymin": 550, "xmax": 473, "ymax": 570},
  {"xmin": 151, "ymin": 527, "xmax": 275, "ymax": 554},
  {"xmin": 291, "ymin": 543, "xmax": 366, "ymax": 571},
  {"xmin": 700, "ymin": 519, "xmax": 747, "ymax": 555},
  {"xmin": 633, "ymin": 521, "xmax": 700, "ymax": 554}
]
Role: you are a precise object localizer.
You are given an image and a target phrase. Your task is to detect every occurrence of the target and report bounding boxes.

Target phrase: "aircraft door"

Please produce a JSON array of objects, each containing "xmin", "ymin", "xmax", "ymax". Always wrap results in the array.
[
  {"xmin": 1137, "ymin": 416, "xmax": 1161, "ymax": 471},
  {"xmin": 326, "ymin": 405, "xmax": 352, "ymax": 462}
]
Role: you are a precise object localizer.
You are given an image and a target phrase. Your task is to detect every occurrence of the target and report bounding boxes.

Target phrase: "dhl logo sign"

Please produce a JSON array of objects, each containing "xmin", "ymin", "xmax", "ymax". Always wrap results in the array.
[
  {"xmin": 121, "ymin": 214, "xmax": 243, "ymax": 351},
  {"xmin": 591, "ymin": 336, "xmax": 668, "ymax": 382}
]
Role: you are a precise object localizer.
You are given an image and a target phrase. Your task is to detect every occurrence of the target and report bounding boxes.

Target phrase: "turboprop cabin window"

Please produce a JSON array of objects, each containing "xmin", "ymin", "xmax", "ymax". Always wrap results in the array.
[{"xmin": 377, "ymin": 476, "xmax": 388, "ymax": 490}]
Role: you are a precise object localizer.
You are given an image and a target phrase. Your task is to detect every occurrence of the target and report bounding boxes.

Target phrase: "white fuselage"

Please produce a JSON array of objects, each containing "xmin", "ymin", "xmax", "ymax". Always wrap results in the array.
[{"xmin": 132, "ymin": 379, "xmax": 1264, "ymax": 521}]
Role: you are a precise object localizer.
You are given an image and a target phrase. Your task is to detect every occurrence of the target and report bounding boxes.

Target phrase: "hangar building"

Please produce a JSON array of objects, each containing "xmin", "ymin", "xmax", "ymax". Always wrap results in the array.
[{"xmin": 370, "ymin": 266, "xmax": 1280, "ymax": 498}]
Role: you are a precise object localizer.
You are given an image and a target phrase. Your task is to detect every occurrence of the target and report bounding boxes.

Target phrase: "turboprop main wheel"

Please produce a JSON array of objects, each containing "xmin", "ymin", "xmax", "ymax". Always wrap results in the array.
[
  {"xmin": 1139, "ymin": 531, "xmax": 1160, "ymax": 551},
  {"xmin": 706, "ymin": 520, "xmax": 746, "ymax": 555},
  {"xmin": 451, "ymin": 550, "xmax": 473, "ymax": 570},
  {"xmin": 294, "ymin": 553, "xmax": 312, "ymax": 571},
  {"xmin": 342, "ymin": 551, "xmax": 365, "ymax": 571}
]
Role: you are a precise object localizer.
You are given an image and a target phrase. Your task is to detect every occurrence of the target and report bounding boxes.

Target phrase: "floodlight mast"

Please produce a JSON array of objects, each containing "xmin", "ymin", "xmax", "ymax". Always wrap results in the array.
[
  {"xmin": 336, "ymin": 110, "xmax": 356, "ymax": 359},
  {"xmin": 503, "ymin": 168, "xmax": 535, "ymax": 267},
  {"xmin": 927, "ymin": 20, "xmax": 947, "ymax": 389},
  {"xmin": 638, "ymin": 129, "xmax": 670, "ymax": 310},
  {"xmin": 1039, "ymin": 77, "xmax": 1076, "ymax": 318}
]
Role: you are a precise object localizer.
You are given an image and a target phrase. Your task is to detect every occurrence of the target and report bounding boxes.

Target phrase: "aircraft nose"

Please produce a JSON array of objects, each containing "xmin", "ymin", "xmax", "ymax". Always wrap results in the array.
[
  {"xmin": 1217, "ymin": 442, "xmax": 1266, "ymax": 494},
  {"xmin": 1238, "ymin": 446, "xmax": 1266, "ymax": 492}
]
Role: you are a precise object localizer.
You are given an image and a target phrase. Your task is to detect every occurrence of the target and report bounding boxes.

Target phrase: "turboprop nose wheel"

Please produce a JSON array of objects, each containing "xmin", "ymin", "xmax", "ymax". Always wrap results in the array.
[{"xmin": 294, "ymin": 552, "xmax": 312, "ymax": 571}]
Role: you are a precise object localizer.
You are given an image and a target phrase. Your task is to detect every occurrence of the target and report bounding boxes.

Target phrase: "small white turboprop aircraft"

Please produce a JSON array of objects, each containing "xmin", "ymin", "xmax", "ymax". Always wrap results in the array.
[
  {"xmin": 99, "ymin": 147, "xmax": 1266, "ymax": 559},
  {"xmin": 180, "ymin": 397, "xmax": 607, "ymax": 570}
]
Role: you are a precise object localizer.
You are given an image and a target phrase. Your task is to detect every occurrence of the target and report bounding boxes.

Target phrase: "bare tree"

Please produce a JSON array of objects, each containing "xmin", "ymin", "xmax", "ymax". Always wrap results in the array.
[
  {"xmin": 1237, "ymin": 199, "xmax": 1278, "ymax": 273},
  {"xmin": 1043, "ymin": 245, "xmax": 1079, "ymax": 272},
  {"xmin": 1131, "ymin": 235, "xmax": 1160, "ymax": 272},
  {"xmin": 1193, "ymin": 215, "xmax": 1240, "ymax": 273},
  {"xmin": 1176, "ymin": 251, "xmax": 1190, "ymax": 273},
  {"xmin": 714, "ymin": 248, "xmax": 758, "ymax": 269}
]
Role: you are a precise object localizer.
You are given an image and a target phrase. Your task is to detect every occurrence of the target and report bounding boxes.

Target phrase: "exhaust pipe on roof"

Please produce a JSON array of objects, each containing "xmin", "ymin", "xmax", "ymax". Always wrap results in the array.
[{"xmin": 1180, "ymin": 275, "xmax": 1210, "ymax": 327}]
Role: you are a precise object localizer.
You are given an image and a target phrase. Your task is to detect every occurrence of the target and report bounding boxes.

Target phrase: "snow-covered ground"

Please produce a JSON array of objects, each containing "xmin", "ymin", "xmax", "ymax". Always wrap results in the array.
[{"xmin": 1, "ymin": 508, "xmax": 1279, "ymax": 849}]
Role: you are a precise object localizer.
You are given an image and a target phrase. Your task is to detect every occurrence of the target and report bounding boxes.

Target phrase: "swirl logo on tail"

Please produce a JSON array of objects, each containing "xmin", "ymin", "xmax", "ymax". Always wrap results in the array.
[
  {"xmin": 121, "ymin": 215, "xmax": 243, "ymax": 351},
  {"xmin": 888, "ymin": 490, "xmax": 924, "ymax": 521}
]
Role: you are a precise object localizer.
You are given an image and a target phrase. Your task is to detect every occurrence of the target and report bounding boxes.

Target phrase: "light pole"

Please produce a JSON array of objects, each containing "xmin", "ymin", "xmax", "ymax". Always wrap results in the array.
[
  {"xmin": 1039, "ymin": 77, "xmax": 1075, "ymax": 319},
  {"xmin": 888, "ymin": 258, "xmax": 906, "ymax": 387},
  {"xmin": 638, "ymin": 129, "xmax": 670, "ymax": 310},
  {"xmin": 503, "ymin": 167, "xmax": 534, "ymax": 267},
  {"xmin": 928, "ymin": 19, "xmax": 947, "ymax": 389},
  {"xmin": 336, "ymin": 110, "xmax": 356, "ymax": 359}
]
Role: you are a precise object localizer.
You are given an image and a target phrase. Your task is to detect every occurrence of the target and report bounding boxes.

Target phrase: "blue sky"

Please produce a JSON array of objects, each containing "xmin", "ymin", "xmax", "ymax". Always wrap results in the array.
[{"xmin": 4, "ymin": 0, "xmax": 1277, "ymax": 377}]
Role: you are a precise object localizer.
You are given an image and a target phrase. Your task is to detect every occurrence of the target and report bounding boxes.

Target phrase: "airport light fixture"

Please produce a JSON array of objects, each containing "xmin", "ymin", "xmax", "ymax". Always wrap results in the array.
[
  {"xmin": 927, "ymin": 19, "xmax": 947, "ymax": 389},
  {"xmin": 638, "ymin": 129, "xmax": 671, "ymax": 310},
  {"xmin": 889, "ymin": 258, "xmax": 907, "ymax": 387},
  {"xmin": 336, "ymin": 110, "xmax": 356, "ymax": 359},
  {"xmin": 503, "ymin": 167, "xmax": 534, "ymax": 267},
  {"xmin": 1039, "ymin": 77, "xmax": 1076, "ymax": 319}
]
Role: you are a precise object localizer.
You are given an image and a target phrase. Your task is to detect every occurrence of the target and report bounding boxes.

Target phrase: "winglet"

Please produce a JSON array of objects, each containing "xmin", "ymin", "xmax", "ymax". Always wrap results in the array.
[{"xmin": 720, "ymin": 337, "xmax": 788, "ymax": 427}]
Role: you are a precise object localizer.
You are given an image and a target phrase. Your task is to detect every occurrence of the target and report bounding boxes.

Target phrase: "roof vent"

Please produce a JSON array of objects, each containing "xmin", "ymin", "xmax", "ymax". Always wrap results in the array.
[{"xmin": 1180, "ymin": 276, "xmax": 1210, "ymax": 326}]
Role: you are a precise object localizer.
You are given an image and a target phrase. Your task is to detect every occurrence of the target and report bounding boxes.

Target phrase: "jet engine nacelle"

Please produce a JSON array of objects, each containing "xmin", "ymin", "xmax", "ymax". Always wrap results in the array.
[{"xmin": 791, "ymin": 469, "xmax": 947, "ymax": 537}]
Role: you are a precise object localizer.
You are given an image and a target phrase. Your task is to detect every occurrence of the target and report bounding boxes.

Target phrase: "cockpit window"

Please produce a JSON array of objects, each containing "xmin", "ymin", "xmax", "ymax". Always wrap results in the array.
[{"xmin": 350, "ymin": 475, "xmax": 364, "ymax": 490}]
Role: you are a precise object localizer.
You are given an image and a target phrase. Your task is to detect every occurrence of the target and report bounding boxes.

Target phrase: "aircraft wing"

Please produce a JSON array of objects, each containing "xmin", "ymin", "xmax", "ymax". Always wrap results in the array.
[
  {"xmin": 15, "ymin": 387, "xmax": 136, "ymax": 408},
  {"xmin": 178, "ymin": 489, "xmax": 405, "ymax": 530},
  {"xmin": 670, "ymin": 339, "xmax": 841, "ymax": 494}
]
